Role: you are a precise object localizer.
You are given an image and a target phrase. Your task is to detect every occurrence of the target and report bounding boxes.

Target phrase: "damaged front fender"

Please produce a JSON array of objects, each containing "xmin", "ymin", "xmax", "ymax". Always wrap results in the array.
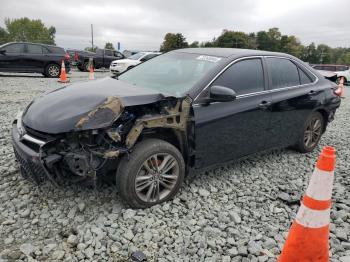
[
  {"xmin": 125, "ymin": 96, "xmax": 192, "ymax": 148},
  {"xmin": 75, "ymin": 96, "xmax": 124, "ymax": 130}
]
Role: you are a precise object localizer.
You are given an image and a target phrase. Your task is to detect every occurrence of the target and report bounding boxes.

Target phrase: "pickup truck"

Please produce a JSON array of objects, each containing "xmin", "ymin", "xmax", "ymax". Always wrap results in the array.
[{"xmin": 75, "ymin": 48, "xmax": 125, "ymax": 71}]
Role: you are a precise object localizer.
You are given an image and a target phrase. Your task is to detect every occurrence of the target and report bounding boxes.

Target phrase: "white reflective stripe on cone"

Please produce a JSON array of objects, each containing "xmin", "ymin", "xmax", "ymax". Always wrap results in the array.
[
  {"xmin": 306, "ymin": 168, "xmax": 334, "ymax": 201},
  {"xmin": 295, "ymin": 204, "xmax": 330, "ymax": 228}
]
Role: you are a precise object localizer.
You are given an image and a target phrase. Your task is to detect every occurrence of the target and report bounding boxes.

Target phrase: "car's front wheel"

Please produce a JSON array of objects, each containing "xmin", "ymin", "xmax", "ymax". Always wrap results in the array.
[
  {"xmin": 44, "ymin": 63, "xmax": 60, "ymax": 78},
  {"xmin": 116, "ymin": 139, "xmax": 185, "ymax": 208},
  {"xmin": 296, "ymin": 111, "xmax": 324, "ymax": 153}
]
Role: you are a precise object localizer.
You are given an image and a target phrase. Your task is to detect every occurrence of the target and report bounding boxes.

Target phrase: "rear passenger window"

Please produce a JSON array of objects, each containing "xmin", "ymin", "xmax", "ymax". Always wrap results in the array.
[
  {"xmin": 212, "ymin": 58, "xmax": 264, "ymax": 95},
  {"xmin": 298, "ymin": 68, "xmax": 312, "ymax": 84},
  {"xmin": 266, "ymin": 58, "xmax": 300, "ymax": 89},
  {"xmin": 26, "ymin": 44, "xmax": 43, "ymax": 54}
]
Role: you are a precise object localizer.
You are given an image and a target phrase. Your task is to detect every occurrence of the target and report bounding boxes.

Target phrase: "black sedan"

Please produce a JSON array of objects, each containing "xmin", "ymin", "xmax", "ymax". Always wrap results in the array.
[
  {"xmin": 11, "ymin": 48, "xmax": 341, "ymax": 208},
  {"xmin": 0, "ymin": 42, "xmax": 70, "ymax": 77}
]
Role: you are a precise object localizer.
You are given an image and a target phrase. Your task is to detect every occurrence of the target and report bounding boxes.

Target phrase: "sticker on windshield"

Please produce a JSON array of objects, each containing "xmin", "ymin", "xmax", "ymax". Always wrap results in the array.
[{"xmin": 196, "ymin": 55, "xmax": 221, "ymax": 63}]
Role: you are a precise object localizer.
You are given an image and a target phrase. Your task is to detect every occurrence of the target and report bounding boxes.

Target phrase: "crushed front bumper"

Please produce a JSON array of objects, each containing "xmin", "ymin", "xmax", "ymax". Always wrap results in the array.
[{"xmin": 11, "ymin": 122, "xmax": 55, "ymax": 184}]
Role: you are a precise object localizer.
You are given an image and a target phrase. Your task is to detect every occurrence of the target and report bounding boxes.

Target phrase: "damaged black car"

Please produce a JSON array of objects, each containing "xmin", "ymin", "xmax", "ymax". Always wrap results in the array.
[{"xmin": 11, "ymin": 48, "xmax": 341, "ymax": 208}]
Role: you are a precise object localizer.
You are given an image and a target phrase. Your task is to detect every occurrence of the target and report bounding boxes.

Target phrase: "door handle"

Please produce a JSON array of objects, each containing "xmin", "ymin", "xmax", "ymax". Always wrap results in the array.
[{"xmin": 259, "ymin": 101, "xmax": 271, "ymax": 109}]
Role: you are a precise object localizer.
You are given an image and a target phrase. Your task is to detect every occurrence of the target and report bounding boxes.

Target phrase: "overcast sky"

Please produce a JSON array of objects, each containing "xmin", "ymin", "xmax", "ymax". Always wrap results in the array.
[{"xmin": 0, "ymin": 0, "xmax": 349, "ymax": 50}]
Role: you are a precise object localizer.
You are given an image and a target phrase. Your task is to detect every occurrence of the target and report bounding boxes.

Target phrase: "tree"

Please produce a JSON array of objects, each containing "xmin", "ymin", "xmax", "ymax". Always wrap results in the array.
[
  {"xmin": 189, "ymin": 41, "xmax": 199, "ymax": 48},
  {"xmin": 0, "ymin": 27, "xmax": 10, "ymax": 45},
  {"xmin": 280, "ymin": 35, "xmax": 303, "ymax": 58},
  {"xmin": 2, "ymin": 17, "xmax": 56, "ymax": 45},
  {"xmin": 302, "ymin": 43, "xmax": 318, "ymax": 63},
  {"xmin": 257, "ymin": 28, "xmax": 282, "ymax": 51},
  {"xmin": 84, "ymin": 46, "xmax": 98, "ymax": 52},
  {"xmin": 104, "ymin": 42, "xmax": 115, "ymax": 50},
  {"xmin": 215, "ymin": 30, "xmax": 251, "ymax": 49},
  {"xmin": 160, "ymin": 33, "xmax": 188, "ymax": 52}
]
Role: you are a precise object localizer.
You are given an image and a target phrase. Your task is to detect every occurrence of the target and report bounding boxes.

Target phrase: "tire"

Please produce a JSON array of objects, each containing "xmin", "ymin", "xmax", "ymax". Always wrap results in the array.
[
  {"xmin": 295, "ymin": 111, "xmax": 324, "ymax": 153},
  {"xmin": 77, "ymin": 65, "xmax": 85, "ymax": 72},
  {"xmin": 44, "ymin": 63, "xmax": 60, "ymax": 78},
  {"xmin": 127, "ymin": 66, "xmax": 134, "ymax": 71},
  {"xmin": 83, "ymin": 61, "xmax": 90, "ymax": 72},
  {"xmin": 116, "ymin": 139, "xmax": 185, "ymax": 208}
]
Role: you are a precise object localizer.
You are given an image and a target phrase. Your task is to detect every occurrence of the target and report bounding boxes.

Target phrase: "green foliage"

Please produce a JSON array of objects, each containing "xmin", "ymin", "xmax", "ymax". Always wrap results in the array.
[
  {"xmin": 161, "ymin": 28, "xmax": 350, "ymax": 64},
  {"xmin": 189, "ymin": 41, "xmax": 199, "ymax": 48},
  {"xmin": 104, "ymin": 42, "xmax": 115, "ymax": 50},
  {"xmin": 1, "ymin": 17, "xmax": 55, "ymax": 45},
  {"xmin": 84, "ymin": 46, "xmax": 98, "ymax": 52},
  {"xmin": 160, "ymin": 33, "xmax": 188, "ymax": 52}
]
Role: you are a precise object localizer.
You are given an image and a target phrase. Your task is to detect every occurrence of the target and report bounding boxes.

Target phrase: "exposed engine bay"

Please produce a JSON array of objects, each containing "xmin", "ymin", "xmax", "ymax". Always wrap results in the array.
[{"xmin": 13, "ymin": 95, "xmax": 193, "ymax": 187}]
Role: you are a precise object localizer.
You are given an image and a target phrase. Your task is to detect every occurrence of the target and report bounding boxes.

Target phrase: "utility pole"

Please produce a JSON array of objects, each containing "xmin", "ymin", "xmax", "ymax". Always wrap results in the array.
[{"xmin": 91, "ymin": 24, "xmax": 94, "ymax": 51}]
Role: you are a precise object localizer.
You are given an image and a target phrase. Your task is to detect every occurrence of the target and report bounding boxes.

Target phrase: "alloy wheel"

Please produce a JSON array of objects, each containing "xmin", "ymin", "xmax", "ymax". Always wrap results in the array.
[
  {"xmin": 304, "ymin": 116, "xmax": 322, "ymax": 148},
  {"xmin": 48, "ymin": 65, "xmax": 60, "ymax": 77},
  {"xmin": 135, "ymin": 153, "xmax": 179, "ymax": 203}
]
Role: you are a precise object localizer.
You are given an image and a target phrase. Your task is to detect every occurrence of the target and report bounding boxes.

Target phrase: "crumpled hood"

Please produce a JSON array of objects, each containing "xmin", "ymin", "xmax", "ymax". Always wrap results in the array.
[{"xmin": 22, "ymin": 77, "xmax": 164, "ymax": 134}]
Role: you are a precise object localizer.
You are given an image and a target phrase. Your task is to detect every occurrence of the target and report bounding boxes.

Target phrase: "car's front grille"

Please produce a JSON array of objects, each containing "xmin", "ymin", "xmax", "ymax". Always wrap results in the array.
[
  {"xmin": 13, "ymin": 147, "xmax": 46, "ymax": 184},
  {"xmin": 23, "ymin": 124, "xmax": 55, "ymax": 141}
]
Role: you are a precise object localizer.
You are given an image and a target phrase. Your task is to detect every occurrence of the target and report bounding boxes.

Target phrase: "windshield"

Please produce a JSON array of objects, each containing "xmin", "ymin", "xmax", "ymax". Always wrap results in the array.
[
  {"xmin": 118, "ymin": 52, "xmax": 221, "ymax": 96},
  {"xmin": 128, "ymin": 52, "xmax": 146, "ymax": 60}
]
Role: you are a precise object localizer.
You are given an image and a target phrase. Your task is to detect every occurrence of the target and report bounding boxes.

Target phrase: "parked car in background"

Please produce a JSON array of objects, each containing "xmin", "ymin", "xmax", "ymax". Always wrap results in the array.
[
  {"xmin": 110, "ymin": 51, "xmax": 161, "ymax": 74},
  {"xmin": 122, "ymin": 50, "xmax": 140, "ymax": 58},
  {"xmin": 75, "ymin": 48, "xmax": 124, "ymax": 71},
  {"xmin": 12, "ymin": 48, "xmax": 341, "ymax": 208},
  {"xmin": 312, "ymin": 64, "xmax": 350, "ymax": 84},
  {"xmin": 0, "ymin": 42, "xmax": 70, "ymax": 77}
]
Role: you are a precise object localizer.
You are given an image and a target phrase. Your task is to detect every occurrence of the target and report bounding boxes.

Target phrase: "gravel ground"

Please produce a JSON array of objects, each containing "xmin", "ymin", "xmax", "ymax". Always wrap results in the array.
[{"xmin": 0, "ymin": 70, "xmax": 349, "ymax": 262}]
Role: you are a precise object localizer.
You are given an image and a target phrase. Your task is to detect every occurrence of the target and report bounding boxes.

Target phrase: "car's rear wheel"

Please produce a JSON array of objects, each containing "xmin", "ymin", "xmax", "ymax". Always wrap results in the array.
[
  {"xmin": 296, "ymin": 111, "xmax": 324, "ymax": 153},
  {"xmin": 127, "ymin": 66, "xmax": 134, "ymax": 71},
  {"xmin": 116, "ymin": 139, "xmax": 185, "ymax": 208},
  {"xmin": 44, "ymin": 63, "xmax": 60, "ymax": 78}
]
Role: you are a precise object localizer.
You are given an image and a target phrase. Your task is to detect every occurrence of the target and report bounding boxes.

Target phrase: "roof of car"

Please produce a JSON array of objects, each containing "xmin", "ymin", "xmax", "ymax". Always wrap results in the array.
[
  {"xmin": 174, "ymin": 48, "xmax": 292, "ymax": 59},
  {"xmin": 4, "ymin": 42, "xmax": 60, "ymax": 48}
]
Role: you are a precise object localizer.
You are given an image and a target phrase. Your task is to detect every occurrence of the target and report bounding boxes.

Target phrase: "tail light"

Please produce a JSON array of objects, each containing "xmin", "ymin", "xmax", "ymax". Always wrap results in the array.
[
  {"xmin": 74, "ymin": 52, "xmax": 79, "ymax": 61},
  {"xmin": 334, "ymin": 86, "xmax": 342, "ymax": 96}
]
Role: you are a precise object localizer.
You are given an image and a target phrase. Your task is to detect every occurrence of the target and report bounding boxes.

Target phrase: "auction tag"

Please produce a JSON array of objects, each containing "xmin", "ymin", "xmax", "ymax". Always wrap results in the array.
[{"xmin": 196, "ymin": 55, "xmax": 222, "ymax": 63}]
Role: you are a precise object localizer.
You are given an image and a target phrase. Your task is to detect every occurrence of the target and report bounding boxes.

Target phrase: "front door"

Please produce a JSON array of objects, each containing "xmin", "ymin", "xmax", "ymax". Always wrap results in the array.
[
  {"xmin": 0, "ymin": 43, "xmax": 25, "ymax": 71},
  {"xmin": 193, "ymin": 58, "xmax": 272, "ymax": 168}
]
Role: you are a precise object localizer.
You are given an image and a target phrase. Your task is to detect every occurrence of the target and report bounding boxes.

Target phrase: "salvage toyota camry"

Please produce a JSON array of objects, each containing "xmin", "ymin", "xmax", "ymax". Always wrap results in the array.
[{"xmin": 12, "ymin": 48, "xmax": 341, "ymax": 208}]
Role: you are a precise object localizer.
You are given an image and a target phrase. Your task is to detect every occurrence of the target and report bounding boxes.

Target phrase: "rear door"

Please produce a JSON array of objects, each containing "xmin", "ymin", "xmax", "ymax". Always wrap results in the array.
[
  {"xmin": 0, "ymin": 43, "xmax": 25, "ymax": 71},
  {"xmin": 22, "ymin": 44, "xmax": 46, "ymax": 71},
  {"xmin": 193, "ymin": 57, "xmax": 272, "ymax": 168},
  {"xmin": 265, "ymin": 57, "xmax": 321, "ymax": 148}
]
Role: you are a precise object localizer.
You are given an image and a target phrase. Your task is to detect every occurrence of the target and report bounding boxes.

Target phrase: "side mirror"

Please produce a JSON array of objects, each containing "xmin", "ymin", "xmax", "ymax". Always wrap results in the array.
[
  {"xmin": 0, "ymin": 50, "xmax": 6, "ymax": 55},
  {"xmin": 210, "ymin": 85, "xmax": 236, "ymax": 102}
]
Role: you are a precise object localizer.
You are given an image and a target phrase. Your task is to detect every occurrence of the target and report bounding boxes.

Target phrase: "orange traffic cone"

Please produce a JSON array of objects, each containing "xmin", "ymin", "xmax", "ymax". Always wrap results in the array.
[
  {"xmin": 58, "ymin": 60, "xmax": 69, "ymax": 83},
  {"xmin": 278, "ymin": 146, "xmax": 336, "ymax": 262},
  {"xmin": 89, "ymin": 61, "xmax": 95, "ymax": 80}
]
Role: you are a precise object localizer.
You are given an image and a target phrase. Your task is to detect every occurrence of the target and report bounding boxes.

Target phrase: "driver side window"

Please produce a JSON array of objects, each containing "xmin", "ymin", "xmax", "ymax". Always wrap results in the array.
[
  {"xmin": 212, "ymin": 58, "xmax": 265, "ymax": 96},
  {"xmin": 4, "ymin": 43, "xmax": 24, "ymax": 53}
]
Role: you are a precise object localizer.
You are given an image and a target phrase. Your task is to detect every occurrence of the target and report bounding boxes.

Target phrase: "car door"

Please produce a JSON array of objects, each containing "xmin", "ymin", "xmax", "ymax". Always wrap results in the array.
[
  {"xmin": 103, "ymin": 49, "xmax": 116, "ymax": 67},
  {"xmin": 265, "ymin": 57, "xmax": 321, "ymax": 148},
  {"xmin": 0, "ymin": 43, "xmax": 25, "ymax": 71},
  {"xmin": 193, "ymin": 57, "xmax": 272, "ymax": 168},
  {"xmin": 22, "ymin": 44, "xmax": 45, "ymax": 71}
]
